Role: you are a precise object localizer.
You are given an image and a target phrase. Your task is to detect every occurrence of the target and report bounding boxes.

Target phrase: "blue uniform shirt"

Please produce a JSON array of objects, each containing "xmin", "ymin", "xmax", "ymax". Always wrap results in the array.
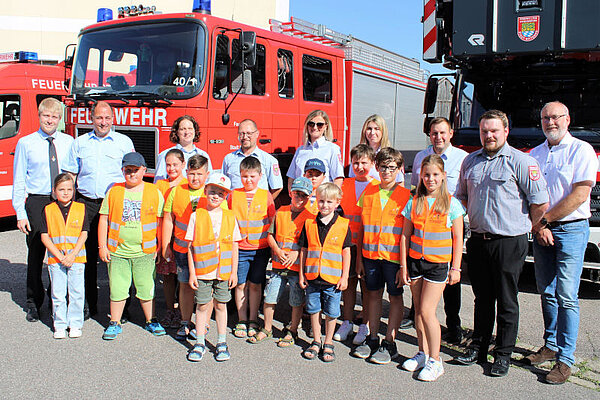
[
  {"xmin": 12, "ymin": 129, "xmax": 74, "ymax": 220},
  {"xmin": 222, "ymin": 147, "xmax": 283, "ymax": 190},
  {"xmin": 411, "ymin": 145, "xmax": 468, "ymax": 194},
  {"xmin": 153, "ymin": 144, "xmax": 213, "ymax": 183},
  {"xmin": 62, "ymin": 130, "xmax": 135, "ymax": 199},
  {"xmin": 287, "ymin": 136, "xmax": 344, "ymax": 182}
]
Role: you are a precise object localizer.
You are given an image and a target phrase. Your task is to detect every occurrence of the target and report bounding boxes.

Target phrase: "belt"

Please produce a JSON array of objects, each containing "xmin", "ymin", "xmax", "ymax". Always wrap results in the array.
[
  {"xmin": 27, "ymin": 193, "xmax": 51, "ymax": 198},
  {"xmin": 77, "ymin": 192, "xmax": 104, "ymax": 204},
  {"xmin": 470, "ymin": 232, "xmax": 512, "ymax": 241},
  {"xmin": 547, "ymin": 218, "xmax": 586, "ymax": 229}
]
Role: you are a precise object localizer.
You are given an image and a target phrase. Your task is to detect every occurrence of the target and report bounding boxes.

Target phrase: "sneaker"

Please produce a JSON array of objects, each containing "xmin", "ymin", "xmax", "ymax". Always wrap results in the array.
[
  {"xmin": 170, "ymin": 310, "xmax": 181, "ymax": 329},
  {"xmin": 53, "ymin": 329, "xmax": 67, "ymax": 339},
  {"xmin": 418, "ymin": 358, "xmax": 445, "ymax": 381},
  {"xmin": 368, "ymin": 339, "xmax": 399, "ymax": 364},
  {"xmin": 352, "ymin": 337, "xmax": 380, "ymax": 359},
  {"xmin": 215, "ymin": 342, "xmax": 231, "ymax": 362},
  {"xmin": 102, "ymin": 321, "xmax": 122, "ymax": 340},
  {"xmin": 399, "ymin": 317, "xmax": 414, "ymax": 330},
  {"xmin": 176, "ymin": 321, "xmax": 191, "ymax": 341},
  {"xmin": 187, "ymin": 343, "xmax": 206, "ymax": 362},
  {"xmin": 333, "ymin": 320, "xmax": 353, "ymax": 342},
  {"xmin": 402, "ymin": 351, "xmax": 428, "ymax": 371},
  {"xmin": 525, "ymin": 345, "xmax": 557, "ymax": 366},
  {"xmin": 69, "ymin": 327, "xmax": 82, "ymax": 338},
  {"xmin": 145, "ymin": 318, "xmax": 166, "ymax": 336},
  {"xmin": 352, "ymin": 324, "xmax": 369, "ymax": 345}
]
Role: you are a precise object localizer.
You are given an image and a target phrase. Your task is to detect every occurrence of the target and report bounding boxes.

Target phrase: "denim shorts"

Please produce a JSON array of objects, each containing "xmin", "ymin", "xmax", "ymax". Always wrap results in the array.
[
  {"xmin": 305, "ymin": 280, "xmax": 342, "ymax": 318},
  {"xmin": 237, "ymin": 248, "xmax": 270, "ymax": 285},
  {"xmin": 363, "ymin": 257, "xmax": 404, "ymax": 296},
  {"xmin": 264, "ymin": 270, "xmax": 305, "ymax": 307},
  {"xmin": 174, "ymin": 250, "xmax": 190, "ymax": 283},
  {"xmin": 408, "ymin": 257, "xmax": 449, "ymax": 283}
]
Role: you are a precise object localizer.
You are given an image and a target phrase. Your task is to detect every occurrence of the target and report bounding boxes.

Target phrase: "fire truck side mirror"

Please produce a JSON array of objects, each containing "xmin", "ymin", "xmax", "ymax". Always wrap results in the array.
[
  {"xmin": 424, "ymin": 77, "xmax": 439, "ymax": 115},
  {"xmin": 64, "ymin": 43, "xmax": 77, "ymax": 91},
  {"xmin": 240, "ymin": 31, "xmax": 257, "ymax": 69}
]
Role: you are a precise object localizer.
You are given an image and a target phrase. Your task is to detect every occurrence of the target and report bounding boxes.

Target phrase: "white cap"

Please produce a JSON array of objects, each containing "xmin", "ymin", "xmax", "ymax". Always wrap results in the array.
[{"xmin": 205, "ymin": 172, "xmax": 231, "ymax": 192}]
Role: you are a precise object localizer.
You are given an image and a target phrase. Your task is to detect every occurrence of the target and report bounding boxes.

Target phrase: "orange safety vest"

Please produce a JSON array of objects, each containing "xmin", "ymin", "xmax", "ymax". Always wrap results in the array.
[
  {"xmin": 305, "ymin": 199, "xmax": 318, "ymax": 214},
  {"xmin": 44, "ymin": 201, "xmax": 87, "ymax": 265},
  {"xmin": 304, "ymin": 215, "xmax": 349, "ymax": 284},
  {"xmin": 106, "ymin": 182, "xmax": 160, "ymax": 254},
  {"xmin": 272, "ymin": 205, "xmax": 316, "ymax": 272},
  {"xmin": 409, "ymin": 197, "xmax": 453, "ymax": 263},
  {"xmin": 170, "ymin": 183, "xmax": 207, "ymax": 253},
  {"xmin": 361, "ymin": 183, "xmax": 411, "ymax": 262},
  {"xmin": 191, "ymin": 207, "xmax": 235, "ymax": 280},
  {"xmin": 156, "ymin": 178, "xmax": 188, "ymax": 199},
  {"xmin": 340, "ymin": 178, "xmax": 378, "ymax": 246},
  {"xmin": 232, "ymin": 188, "xmax": 270, "ymax": 248}
]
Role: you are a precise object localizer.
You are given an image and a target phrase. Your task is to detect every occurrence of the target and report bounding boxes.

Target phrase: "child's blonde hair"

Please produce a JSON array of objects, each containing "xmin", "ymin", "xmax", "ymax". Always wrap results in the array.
[
  {"xmin": 316, "ymin": 182, "xmax": 343, "ymax": 201},
  {"xmin": 414, "ymin": 154, "xmax": 450, "ymax": 215}
]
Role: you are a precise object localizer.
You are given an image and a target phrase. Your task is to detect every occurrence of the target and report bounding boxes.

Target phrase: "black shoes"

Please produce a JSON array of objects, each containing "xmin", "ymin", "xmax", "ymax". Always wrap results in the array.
[
  {"xmin": 490, "ymin": 358, "xmax": 510, "ymax": 377},
  {"xmin": 26, "ymin": 307, "xmax": 40, "ymax": 322},
  {"xmin": 454, "ymin": 348, "xmax": 484, "ymax": 365},
  {"xmin": 443, "ymin": 328, "xmax": 464, "ymax": 344}
]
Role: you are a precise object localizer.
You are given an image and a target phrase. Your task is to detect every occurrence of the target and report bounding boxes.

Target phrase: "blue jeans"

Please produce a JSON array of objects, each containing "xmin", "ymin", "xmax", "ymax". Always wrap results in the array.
[
  {"xmin": 532, "ymin": 219, "xmax": 589, "ymax": 366},
  {"xmin": 48, "ymin": 262, "xmax": 85, "ymax": 330},
  {"xmin": 305, "ymin": 280, "xmax": 341, "ymax": 318}
]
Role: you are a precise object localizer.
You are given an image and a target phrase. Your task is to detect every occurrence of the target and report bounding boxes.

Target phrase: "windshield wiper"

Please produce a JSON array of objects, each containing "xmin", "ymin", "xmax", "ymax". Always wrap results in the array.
[
  {"xmin": 73, "ymin": 91, "xmax": 130, "ymax": 105},
  {"xmin": 119, "ymin": 91, "xmax": 173, "ymax": 106}
]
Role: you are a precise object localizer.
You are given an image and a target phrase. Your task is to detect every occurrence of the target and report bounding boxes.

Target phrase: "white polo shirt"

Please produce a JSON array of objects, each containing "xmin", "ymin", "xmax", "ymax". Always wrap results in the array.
[{"xmin": 530, "ymin": 132, "xmax": 598, "ymax": 221}]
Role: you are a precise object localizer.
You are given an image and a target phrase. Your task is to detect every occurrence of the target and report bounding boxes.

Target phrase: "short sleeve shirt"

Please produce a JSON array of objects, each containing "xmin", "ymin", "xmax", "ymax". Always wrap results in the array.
[
  {"xmin": 287, "ymin": 136, "xmax": 345, "ymax": 182},
  {"xmin": 401, "ymin": 196, "xmax": 465, "ymax": 228},
  {"xmin": 411, "ymin": 145, "xmax": 468, "ymax": 195},
  {"xmin": 222, "ymin": 147, "xmax": 283, "ymax": 191},
  {"xmin": 41, "ymin": 201, "xmax": 90, "ymax": 234},
  {"xmin": 153, "ymin": 144, "xmax": 213, "ymax": 183}
]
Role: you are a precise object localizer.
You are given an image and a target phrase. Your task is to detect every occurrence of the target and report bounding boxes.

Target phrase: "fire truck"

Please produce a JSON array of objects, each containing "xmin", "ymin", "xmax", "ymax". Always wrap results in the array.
[
  {"xmin": 422, "ymin": 0, "xmax": 600, "ymax": 283},
  {"xmin": 64, "ymin": 5, "xmax": 429, "ymax": 178},
  {"xmin": 0, "ymin": 51, "xmax": 68, "ymax": 218}
]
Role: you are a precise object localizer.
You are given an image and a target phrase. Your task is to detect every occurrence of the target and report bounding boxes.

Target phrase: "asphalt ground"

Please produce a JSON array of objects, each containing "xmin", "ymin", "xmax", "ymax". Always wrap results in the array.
[{"xmin": 0, "ymin": 218, "xmax": 598, "ymax": 399}]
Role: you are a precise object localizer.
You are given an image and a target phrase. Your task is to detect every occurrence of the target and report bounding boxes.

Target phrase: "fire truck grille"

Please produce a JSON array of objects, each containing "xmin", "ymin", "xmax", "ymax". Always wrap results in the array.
[{"xmin": 590, "ymin": 185, "xmax": 600, "ymax": 226}]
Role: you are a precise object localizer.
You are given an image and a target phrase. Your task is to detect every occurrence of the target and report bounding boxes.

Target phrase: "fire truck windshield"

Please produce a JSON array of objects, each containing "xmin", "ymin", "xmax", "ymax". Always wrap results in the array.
[{"xmin": 71, "ymin": 20, "xmax": 206, "ymax": 101}]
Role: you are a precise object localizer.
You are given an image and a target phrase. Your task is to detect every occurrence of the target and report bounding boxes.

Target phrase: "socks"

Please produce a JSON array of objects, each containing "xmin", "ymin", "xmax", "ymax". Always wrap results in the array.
[
  {"xmin": 217, "ymin": 333, "xmax": 226, "ymax": 343},
  {"xmin": 197, "ymin": 334, "xmax": 206, "ymax": 346}
]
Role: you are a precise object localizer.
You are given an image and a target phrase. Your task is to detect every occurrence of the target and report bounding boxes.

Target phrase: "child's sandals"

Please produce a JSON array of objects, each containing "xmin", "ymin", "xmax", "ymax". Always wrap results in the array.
[
  {"xmin": 303, "ymin": 340, "xmax": 321, "ymax": 360},
  {"xmin": 247, "ymin": 320, "xmax": 260, "ymax": 337},
  {"xmin": 247, "ymin": 328, "xmax": 272, "ymax": 344},
  {"xmin": 277, "ymin": 328, "xmax": 298, "ymax": 348},
  {"xmin": 233, "ymin": 321, "xmax": 248, "ymax": 338},
  {"xmin": 322, "ymin": 343, "xmax": 335, "ymax": 362}
]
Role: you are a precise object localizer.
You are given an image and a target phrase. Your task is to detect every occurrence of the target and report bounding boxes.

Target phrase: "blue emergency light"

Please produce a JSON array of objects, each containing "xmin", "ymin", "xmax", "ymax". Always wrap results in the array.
[
  {"xmin": 97, "ymin": 8, "xmax": 113, "ymax": 22},
  {"xmin": 17, "ymin": 51, "xmax": 38, "ymax": 61},
  {"xmin": 193, "ymin": 0, "xmax": 211, "ymax": 14}
]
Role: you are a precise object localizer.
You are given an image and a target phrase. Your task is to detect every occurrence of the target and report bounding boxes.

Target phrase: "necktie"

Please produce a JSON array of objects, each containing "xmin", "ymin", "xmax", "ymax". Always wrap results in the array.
[{"xmin": 47, "ymin": 136, "xmax": 59, "ymax": 190}]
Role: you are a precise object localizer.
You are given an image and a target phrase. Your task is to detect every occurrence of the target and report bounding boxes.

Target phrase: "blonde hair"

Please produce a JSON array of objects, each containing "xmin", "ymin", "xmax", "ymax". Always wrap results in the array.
[
  {"xmin": 359, "ymin": 114, "xmax": 390, "ymax": 149},
  {"xmin": 414, "ymin": 154, "xmax": 450, "ymax": 215},
  {"xmin": 38, "ymin": 97, "xmax": 63, "ymax": 116},
  {"xmin": 303, "ymin": 110, "xmax": 333, "ymax": 144},
  {"xmin": 316, "ymin": 182, "xmax": 343, "ymax": 201}
]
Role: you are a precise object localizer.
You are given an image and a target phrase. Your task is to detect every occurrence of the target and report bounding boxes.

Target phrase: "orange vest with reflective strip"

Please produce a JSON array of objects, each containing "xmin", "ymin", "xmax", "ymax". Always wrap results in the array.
[
  {"xmin": 340, "ymin": 178, "xmax": 378, "ymax": 246},
  {"xmin": 305, "ymin": 199, "xmax": 318, "ymax": 214},
  {"xmin": 191, "ymin": 207, "xmax": 235, "ymax": 280},
  {"xmin": 156, "ymin": 178, "xmax": 188, "ymax": 199},
  {"xmin": 44, "ymin": 201, "xmax": 87, "ymax": 265},
  {"xmin": 106, "ymin": 182, "xmax": 160, "ymax": 254},
  {"xmin": 409, "ymin": 196, "xmax": 453, "ymax": 263},
  {"xmin": 361, "ymin": 183, "xmax": 411, "ymax": 262},
  {"xmin": 272, "ymin": 206, "xmax": 316, "ymax": 272},
  {"xmin": 170, "ymin": 184, "xmax": 207, "ymax": 253},
  {"xmin": 232, "ymin": 188, "xmax": 270, "ymax": 248},
  {"xmin": 304, "ymin": 215, "xmax": 349, "ymax": 284}
]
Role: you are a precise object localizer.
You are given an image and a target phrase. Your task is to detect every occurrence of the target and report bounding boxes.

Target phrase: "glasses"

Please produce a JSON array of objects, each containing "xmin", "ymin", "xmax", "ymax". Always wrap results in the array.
[
  {"xmin": 378, "ymin": 165, "xmax": 398, "ymax": 172},
  {"xmin": 307, "ymin": 121, "xmax": 326, "ymax": 129},
  {"xmin": 541, "ymin": 114, "xmax": 567, "ymax": 122},
  {"xmin": 238, "ymin": 130, "xmax": 257, "ymax": 137}
]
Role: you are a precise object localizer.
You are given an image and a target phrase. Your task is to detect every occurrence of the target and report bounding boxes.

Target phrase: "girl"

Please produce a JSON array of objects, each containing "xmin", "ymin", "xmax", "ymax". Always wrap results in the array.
[
  {"xmin": 41, "ymin": 173, "xmax": 89, "ymax": 339},
  {"xmin": 156, "ymin": 149, "xmax": 186, "ymax": 328},
  {"xmin": 399, "ymin": 154, "xmax": 464, "ymax": 381}
]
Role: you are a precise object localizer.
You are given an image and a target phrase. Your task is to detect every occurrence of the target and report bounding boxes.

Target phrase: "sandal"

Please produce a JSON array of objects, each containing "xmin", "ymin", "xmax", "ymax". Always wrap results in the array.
[
  {"xmin": 247, "ymin": 328, "xmax": 273, "ymax": 344},
  {"xmin": 303, "ymin": 340, "xmax": 321, "ymax": 360},
  {"xmin": 247, "ymin": 320, "xmax": 260, "ymax": 337},
  {"xmin": 322, "ymin": 343, "xmax": 335, "ymax": 362},
  {"xmin": 187, "ymin": 343, "xmax": 206, "ymax": 362},
  {"xmin": 233, "ymin": 321, "xmax": 248, "ymax": 338},
  {"xmin": 277, "ymin": 328, "xmax": 298, "ymax": 348}
]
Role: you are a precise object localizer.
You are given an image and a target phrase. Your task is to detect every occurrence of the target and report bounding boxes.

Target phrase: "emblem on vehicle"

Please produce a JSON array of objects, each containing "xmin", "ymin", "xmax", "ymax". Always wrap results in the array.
[
  {"xmin": 517, "ymin": 15, "xmax": 540, "ymax": 42},
  {"xmin": 468, "ymin": 34, "xmax": 485, "ymax": 46}
]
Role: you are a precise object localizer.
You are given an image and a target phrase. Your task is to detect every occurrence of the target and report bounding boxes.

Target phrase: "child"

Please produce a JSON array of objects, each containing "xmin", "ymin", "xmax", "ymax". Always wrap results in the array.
[
  {"xmin": 185, "ymin": 173, "xmax": 241, "ymax": 362},
  {"xmin": 334, "ymin": 144, "xmax": 378, "ymax": 344},
  {"xmin": 228, "ymin": 156, "xmax": 275, "ymax": 338},
  {"xmin": 298, "ymin": 183, "xmax": 351, "ymax": 362},
  {"xmin": 354, "ymin": 147, "xmax": 411, "ymax": 363},
  {"xmin": 303, "ymin": 158, "xmax": 327, "ymax": 213},
  {"xmin": 98, "ymin": 152, "xmax": 165, "ymax": 340},
  {"xmin": 248, "ymin": 176, "xmax": 316, "ymax": 346},
  {"xmin": 40, "ymin": 173, "xmax": 88, "ymax": 339},
  {"xmin": 400, "ymin": 154, "xmax": 464, "ymax": 381},
  {"xmin": 155, "ymin": 148, "xmax": 186, "ymax": 329},
  {"xmin": 162, "ymin": 154, "xmax": 211, "ymax": 340}
]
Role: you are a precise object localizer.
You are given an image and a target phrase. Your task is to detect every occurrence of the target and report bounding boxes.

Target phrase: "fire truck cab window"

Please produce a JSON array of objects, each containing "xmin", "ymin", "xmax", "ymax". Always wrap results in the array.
[
  {"xmin": 0, "ymin": 95, "xmax": 20, "ymax": 140},
  {"xmin": 213, "ymin": 35, "xmax": 230, "ymax": 99},
  {"xmin": 302, "ymin": 55, "xmax": 332, "ymax": 103},
  {"xmin": 277, "ymin": 49, "xmax": 293, "ymax": 99}
]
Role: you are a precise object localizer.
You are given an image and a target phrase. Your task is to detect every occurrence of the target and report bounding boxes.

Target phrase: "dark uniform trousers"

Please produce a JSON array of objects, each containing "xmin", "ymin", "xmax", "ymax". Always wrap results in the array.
[
  {"xmin": 77, "ymin": 193, "xmax": 103, "ymax": 314},
  {"xmin": 466, "ymin": 234, "xmax": 528, "ymax": 360}
]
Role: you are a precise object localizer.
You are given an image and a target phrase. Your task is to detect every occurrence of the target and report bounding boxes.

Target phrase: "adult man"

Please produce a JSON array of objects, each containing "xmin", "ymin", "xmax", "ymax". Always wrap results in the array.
[
  {"xmin": 454, "ymin": 110, "xmax": 549, "ymax": 377},
  {"xmin": 62, "ymin": 101, "xmax": 134, "ymax": 318},
  {"xmin": 221, "ymin": 119, "xmax": 283, "ymax": 199},
  {"xmin": 13, "ymin": 97, "xmax": 74, "ymax": 322},
  {"xmin": 526, "ymin": 102, "xmax": 598, "ymax": 384},
  {"xmin": 405, "ymin": 117, "xmax": 468, "ymax": 343}
]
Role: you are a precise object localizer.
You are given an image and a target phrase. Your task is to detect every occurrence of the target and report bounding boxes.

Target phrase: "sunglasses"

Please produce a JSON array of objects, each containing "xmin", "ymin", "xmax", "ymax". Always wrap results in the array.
[{"xmin": 307, "ymin": 121, "xmax": 326, "ymax": 129}]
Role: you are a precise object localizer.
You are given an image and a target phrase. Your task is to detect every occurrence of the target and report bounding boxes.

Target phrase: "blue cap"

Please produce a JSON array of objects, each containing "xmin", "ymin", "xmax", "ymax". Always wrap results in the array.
[
  {"xmin": 291, "ymin": 177, "xmax": 313, "ymax": 195},
  {"xmin": 304, "ymin": 158, "xmax": 326, "ymax": 174},
  {"xmin": 122, "ymin": 152, "xmax": 146, "ymax": 167}
]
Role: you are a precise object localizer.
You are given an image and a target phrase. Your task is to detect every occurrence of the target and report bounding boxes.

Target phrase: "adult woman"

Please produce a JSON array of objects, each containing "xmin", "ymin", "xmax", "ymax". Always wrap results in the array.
[
  {"xmin": 286, "ymin": 110, "xmax": 344, "ymax": 192},
  {"xmin": 153, "ymin": 115, "xmax": 213, "ymax": 182}
]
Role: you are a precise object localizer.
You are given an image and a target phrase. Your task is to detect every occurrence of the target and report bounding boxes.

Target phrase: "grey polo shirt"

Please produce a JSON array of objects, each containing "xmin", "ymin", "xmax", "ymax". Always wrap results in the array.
[{"xmin": 456, "ymin": 143, "xmax": 549, "ymax": 236}]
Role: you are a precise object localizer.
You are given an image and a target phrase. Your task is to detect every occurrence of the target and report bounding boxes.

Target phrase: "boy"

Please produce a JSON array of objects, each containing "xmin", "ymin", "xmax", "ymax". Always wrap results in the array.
[
  {"xmin": 185, "ymin": 173, "xmax": 241, "ymax": 361},
  {"xmin": 162, "ymin": 155, "xmax": 211, "ymax": 340},
  {"xmin": 228, "ymin": 156, "xmax": 276, "ymax": 338},
  {"xmin": 303, "ymin": 158, "xmax": 327, "ymax": 213},
  {"xmin": 354, "ymin": 147, "xmax": 410, "ymax": 363},
  {"xmin": 298, "ymin": 183, "xmax": 351, "ymax": 362},
  {"xmin": 98, "ymin": 152, "xmax": 165, "ymax": 340},
  {"xmin": 335, "ymin": 144, "xmax": 378, "ymax": 344},
  {"xmin": 248, "ymin": 176, "xmax": 316, "ymax": 346}
]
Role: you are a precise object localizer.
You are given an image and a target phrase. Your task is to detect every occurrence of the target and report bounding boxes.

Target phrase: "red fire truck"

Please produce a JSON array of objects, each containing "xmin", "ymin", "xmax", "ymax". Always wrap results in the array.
[{"xmin": 0, "ymin": 51, "xmax": 68, "ymax": 218}]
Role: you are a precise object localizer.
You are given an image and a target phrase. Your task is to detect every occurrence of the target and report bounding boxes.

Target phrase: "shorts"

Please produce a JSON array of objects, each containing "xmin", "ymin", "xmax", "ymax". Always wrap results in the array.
[
  {"xmin": 108, "ymin": 253, "xmax": 156, "ymax": 301},
  {"xmin": 305, "ymin": 280, "xmax": 342, "ymax": 318},
  {"xmin": 237, "ymin": 248, "xmax": 270, "ymax": 285},
  {"xmin": 194, "ymin": 279, "xmax": 231, "ymax": 304},
  {"xmin": 264, "ymin": 270, "xmax": 305, "ymax": 307},
  {"xmin": 408, "ymin": 257, "xmax": 449, "ymax": 283},
  {"xmin": 363, "ymin": 257, "xmax": 404, "ymax": 296},
  {"xmin": 174, "ymin": 250, "xmax": 190, "ymax": 283},
  {"xmin": 348, "ymin": 245, "xmax": 358, "ymax": 279}
]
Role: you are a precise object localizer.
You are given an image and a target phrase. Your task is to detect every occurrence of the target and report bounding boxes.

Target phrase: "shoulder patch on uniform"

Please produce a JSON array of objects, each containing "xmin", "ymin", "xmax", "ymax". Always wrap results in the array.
[
  {"xmin": 273, "ymin": 164, "xmax": 280, "ymax": 176},
  {"xmin": 528, "ymin": 165, "xmax": 540, "ymax": 181}
]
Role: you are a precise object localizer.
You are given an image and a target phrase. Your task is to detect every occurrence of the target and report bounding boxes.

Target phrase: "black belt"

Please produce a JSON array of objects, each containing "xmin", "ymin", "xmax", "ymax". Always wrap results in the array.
[
  {"xmin": 470, "ymin": 232, "xmax": 513, "ymax": 241},
  {"xmin": 547, "ymin": 218, "xmax": 586, "ymax": 229},
  {"xmin": 77, "ymin": 192, "xmax": 104, "ymax": 204},
  {"xmin": 27, "ymin": 193, "xmax": 51, "ymax": 198}
]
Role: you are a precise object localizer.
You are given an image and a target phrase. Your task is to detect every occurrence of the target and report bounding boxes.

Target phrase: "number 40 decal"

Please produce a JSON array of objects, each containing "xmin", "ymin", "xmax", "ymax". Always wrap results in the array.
[{"xmin": 172, "ymin": 77, "xmax": 198, "ymax": 86}]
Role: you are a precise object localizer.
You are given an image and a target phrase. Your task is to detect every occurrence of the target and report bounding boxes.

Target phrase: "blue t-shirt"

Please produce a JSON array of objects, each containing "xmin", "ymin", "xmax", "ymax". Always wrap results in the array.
[{"xmin": 401, "ymin": 196, "xmax": 465, "ymax": 228}]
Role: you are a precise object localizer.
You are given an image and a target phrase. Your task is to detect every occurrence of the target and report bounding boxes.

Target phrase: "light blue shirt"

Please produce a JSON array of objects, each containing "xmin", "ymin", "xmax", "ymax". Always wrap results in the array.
[
  {"xmin": 153, "ymin": 144, "xmax": 213, "ymax": 183},
  {"xmin": 12, "ymin": 129, "xmax": 74, "ymax": 220},
  {"xmin": 287, "ymin": 136, "xmax": 345, "ymax": 182},
  {"xmin": 411, "ymin": 145, "xmax": 468, "ymax": 195},
  {"xmin": 62, "ymin": 130, "xmax": 135, "ymax": 199},
  {"xmin": 222, "ymin": 147, "xmax": 283, "ymax": 190}
]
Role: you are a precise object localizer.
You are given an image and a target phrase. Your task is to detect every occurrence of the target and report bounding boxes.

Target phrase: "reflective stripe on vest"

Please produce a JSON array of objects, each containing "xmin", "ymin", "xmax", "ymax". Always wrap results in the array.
[
  {"xmin": 171, "ymin": 184, "xmax": 207, "ymax": 253},
  {"xmin": 340, "ymin": 178, "xmax": 378, "ymax": 246},
  {"xmin": 272, "ymin": 206, "xmax": 317, "ymax": 272},
  {"xmin": 191, "ymin": 207, "xmax": 235, "ymax": 280},
  {"xmin": 304, "ymin": 216, "xmax": 349, "ymax": 284},
  {"xmin": 409, "ymin": 197, "xmax": 452, "ymax": 263},
  {"xmin": 232, "ymin": 188, "xmax": 270, "ymax": 247},
  {"xmin": 45, "ymin": 201, "xmax": 87, "ymax": 265}
]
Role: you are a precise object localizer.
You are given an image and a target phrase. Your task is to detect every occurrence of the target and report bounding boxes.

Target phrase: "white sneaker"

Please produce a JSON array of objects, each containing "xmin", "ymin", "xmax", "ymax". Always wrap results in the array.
[
  {"xmin": 333, "ymin": 320, "xmax": 353, "ymax": 341},
  {"xmin": 53, "ymin": 329, "xmax": 67, "ymax": 339},
  {"xmin": 402, "ymin": 351, "xmax": 428, "ymax": 371},
  {"xmin": 418, "ymin": 358, "xmax": 444, "ymax": 381},
  {"xmin": 352, "ymin": 323, "xmax": 369, "ymax": 345},
  {"xmin": 69, "ymin": 327, "xmax": 82, "ymax": 338}
]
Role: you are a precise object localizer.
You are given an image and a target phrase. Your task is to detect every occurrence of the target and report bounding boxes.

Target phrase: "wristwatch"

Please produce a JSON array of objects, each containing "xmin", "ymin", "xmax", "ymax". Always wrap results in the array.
[{"xmin": 540, "ymin": 217, "xmax": 549, "ymax": 229}]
